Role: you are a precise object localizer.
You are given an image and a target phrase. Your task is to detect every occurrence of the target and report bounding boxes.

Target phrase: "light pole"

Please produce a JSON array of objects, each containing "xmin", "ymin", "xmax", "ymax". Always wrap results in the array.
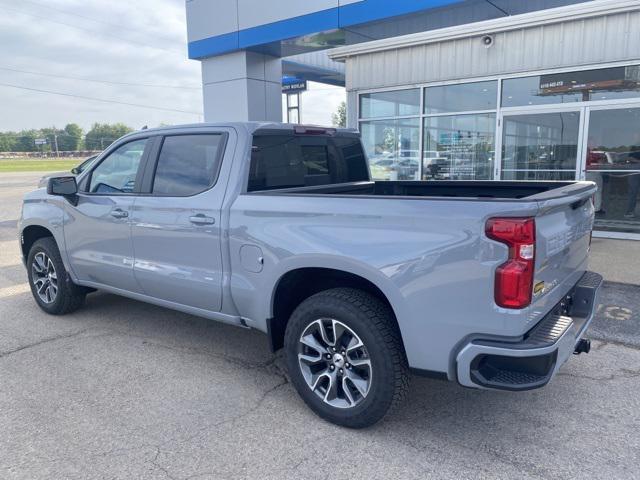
[{"xmin": 53, "ymin": 133, "xmax": 60, "ymax": 157}]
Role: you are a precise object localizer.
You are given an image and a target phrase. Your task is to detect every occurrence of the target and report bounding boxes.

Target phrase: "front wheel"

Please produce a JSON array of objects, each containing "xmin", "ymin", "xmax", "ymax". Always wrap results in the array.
[
  {"xmin": 27, "ymin": 237, "xmax": 86, "ymax": 315},
  {"xmin": 284, "ymin": 288, "xmax": 409, "ymax": 428}
]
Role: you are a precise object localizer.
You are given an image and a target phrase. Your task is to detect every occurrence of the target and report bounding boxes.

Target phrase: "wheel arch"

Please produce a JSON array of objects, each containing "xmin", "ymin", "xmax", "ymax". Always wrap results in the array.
[
  {"xmin": 21, "ymin": 224, "xmax": 55, "ymax": 263},
  {"xmin": 266, "ymin": 264, "xmax": 404, "ymax": 353}
]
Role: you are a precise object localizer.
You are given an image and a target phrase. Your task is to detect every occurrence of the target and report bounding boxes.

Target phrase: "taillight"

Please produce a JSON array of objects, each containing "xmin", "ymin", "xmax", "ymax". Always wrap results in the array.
[{"xmin": 485, "ymin": 217, "xmax": 536, "ymax": 309}]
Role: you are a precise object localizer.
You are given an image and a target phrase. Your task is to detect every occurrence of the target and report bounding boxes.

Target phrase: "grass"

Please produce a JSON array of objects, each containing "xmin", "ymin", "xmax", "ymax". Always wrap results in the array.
[{"xmin": 0, "ymin": 157, "xmax": 80, "ymax": 173}]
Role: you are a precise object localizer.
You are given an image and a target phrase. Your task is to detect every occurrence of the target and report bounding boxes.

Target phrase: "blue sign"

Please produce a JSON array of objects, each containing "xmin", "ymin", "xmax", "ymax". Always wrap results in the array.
[{"xmin": 282, "ymin": 77, "xmax": 307, "ymax": 93}]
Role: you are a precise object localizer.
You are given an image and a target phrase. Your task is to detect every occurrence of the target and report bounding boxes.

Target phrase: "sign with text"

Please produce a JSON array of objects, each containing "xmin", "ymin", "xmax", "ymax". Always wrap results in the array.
[{"xmin": 282, "ymin": 80, "xmax": 307, "ymax": 94}]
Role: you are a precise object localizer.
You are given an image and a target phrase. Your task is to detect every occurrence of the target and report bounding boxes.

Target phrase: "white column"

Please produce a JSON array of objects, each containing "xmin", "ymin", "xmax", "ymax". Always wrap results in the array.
[
  {"xmin": 201, "ymin": 51, "xmax": 283, "ymax": 122},
  {"xmin": 346, "ymin": 90, "xmax": 358, "ymax": 129}
]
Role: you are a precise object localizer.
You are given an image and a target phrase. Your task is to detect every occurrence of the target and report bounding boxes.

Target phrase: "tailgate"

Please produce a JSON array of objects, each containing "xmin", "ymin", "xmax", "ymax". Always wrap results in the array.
[{"xmin": 531, "ymin": 182, "xmax": 597, "ymax": 308}]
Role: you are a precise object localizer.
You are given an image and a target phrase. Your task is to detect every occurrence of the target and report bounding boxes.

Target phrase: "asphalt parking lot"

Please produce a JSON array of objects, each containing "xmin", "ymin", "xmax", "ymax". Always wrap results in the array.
[{"xmin": 1, "ymin": 172, "xmax": 639, "ymax": 480}]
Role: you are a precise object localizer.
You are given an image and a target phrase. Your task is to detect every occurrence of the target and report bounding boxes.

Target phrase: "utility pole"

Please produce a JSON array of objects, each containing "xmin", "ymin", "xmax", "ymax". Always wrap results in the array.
[{"xmin": 53, "ymin": 133, "xmax": 60, "ymax": 158}]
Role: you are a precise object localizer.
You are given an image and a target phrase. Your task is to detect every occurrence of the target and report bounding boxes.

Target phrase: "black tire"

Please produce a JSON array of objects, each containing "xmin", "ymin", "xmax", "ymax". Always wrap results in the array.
[
  {"xmin": 27, "ymin": 237, "xmax": 86, "ymax": 315},
  {"xmin": 284, "ymin": 288, "xmax": 409, "ymax": 428}
]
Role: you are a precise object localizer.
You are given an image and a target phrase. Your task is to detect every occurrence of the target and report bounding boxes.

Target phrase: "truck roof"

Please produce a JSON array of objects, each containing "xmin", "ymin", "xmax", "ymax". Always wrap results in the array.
[{"xmin": 118, "ymin": 122, "xmax": 358, "ymax": 141}]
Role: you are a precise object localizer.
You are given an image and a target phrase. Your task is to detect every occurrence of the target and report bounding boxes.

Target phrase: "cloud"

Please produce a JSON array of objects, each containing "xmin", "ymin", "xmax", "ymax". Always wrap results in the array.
[
  {"xmin": 1, "ymin": 0, "xmax": 203, "ymax": 131},
  {"xmin": 301, "ymin": 82, "xmax": 346, "ymax": 127},
  {"xmin": 0, "ymin": 0, "xmax": 346, "ymax": 133},
  {"xmin": 0, "ymin": 0, "xmax": 202, "ymax": 130}
]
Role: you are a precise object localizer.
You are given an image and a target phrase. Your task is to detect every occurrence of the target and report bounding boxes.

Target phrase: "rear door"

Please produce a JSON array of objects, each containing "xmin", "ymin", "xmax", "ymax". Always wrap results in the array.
[
  {"xmin": 64, "ymin": 137, "xmax": 151, "ymax": 292},
  {"xmin": 130, "ymin": 131, "xmax": 230, "ymax": 312}
]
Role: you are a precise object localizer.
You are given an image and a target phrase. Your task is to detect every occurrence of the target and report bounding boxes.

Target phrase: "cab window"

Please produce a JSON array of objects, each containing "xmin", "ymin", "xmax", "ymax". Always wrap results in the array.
[
  {"xmin": 88, "ymin": 139, "xmax": 148, "ymax": 194},
  {"xmin": 151, "ymin": 134, "xmax": 225, "ymax": 196},
  {"xmin": 248, "ymin": 134, "xmax": 369, "ymax": 192}
]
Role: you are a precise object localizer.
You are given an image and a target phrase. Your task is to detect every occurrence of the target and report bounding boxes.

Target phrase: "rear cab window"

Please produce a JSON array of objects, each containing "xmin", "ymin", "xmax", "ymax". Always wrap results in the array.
[{"xmin": 248, "ymin": 130, "xmax": 369, "ymax": 192}]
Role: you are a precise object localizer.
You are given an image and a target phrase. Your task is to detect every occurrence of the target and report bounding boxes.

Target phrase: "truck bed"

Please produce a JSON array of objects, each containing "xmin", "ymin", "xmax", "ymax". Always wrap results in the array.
[{"xmin": 253, "ymin": 180, "xmax": 585, "ymax": 201}]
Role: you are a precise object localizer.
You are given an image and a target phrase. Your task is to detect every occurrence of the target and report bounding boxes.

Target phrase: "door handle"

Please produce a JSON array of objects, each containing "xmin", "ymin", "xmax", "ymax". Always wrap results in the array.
[
  {"xmin": 110, "ymin": 208, "xmax": 129, "ymax": 219},
  {"xmin": 189, "ymin": 214, "xmax": 215, "ymax": 225}
]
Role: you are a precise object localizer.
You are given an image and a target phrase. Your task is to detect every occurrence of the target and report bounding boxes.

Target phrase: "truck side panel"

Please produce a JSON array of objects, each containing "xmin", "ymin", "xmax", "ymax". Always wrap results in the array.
[{"xmin": 227, "ymin": 193, "xmax": 541, "ymax": 375}]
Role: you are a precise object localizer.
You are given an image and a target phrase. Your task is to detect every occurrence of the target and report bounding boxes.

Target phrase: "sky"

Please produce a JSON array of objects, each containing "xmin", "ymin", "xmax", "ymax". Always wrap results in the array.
[{"xmin": 0, "ymin": 0, "xmax": 345, "ymax": 132}]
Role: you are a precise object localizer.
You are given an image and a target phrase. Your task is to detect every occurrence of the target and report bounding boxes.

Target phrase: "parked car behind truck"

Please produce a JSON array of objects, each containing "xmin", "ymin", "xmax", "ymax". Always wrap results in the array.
[{"xmin": 19, "ymin": 123, "xmax": 602, "ymax": 428}]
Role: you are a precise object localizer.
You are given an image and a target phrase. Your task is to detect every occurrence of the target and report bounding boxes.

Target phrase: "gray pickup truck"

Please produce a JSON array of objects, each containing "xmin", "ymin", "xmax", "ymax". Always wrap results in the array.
[{"xmin": 19, "ymin": 123, "xmax": 602, "ymax": 428}]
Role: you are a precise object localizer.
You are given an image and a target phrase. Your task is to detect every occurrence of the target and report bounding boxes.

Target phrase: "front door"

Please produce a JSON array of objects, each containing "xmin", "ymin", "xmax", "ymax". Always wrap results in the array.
[
  {"xmin": 130, "ymin": 132, "xmax": 229, "ymax": 312},
  {"xmin": 498, "ymin": 108, "xmax": 584, "ymax": 181},
  {"xmin": 64, "ymin": 137, "xmax": 150, "ymax": 292}
]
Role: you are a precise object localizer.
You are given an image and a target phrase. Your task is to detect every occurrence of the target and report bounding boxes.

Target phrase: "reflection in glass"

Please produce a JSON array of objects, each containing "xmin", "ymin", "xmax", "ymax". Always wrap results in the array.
[
  {"xmin": 89, "ymin": 139, "xmax": 147, "ymax": 193},
  {"xmin": 360, "ymin": 119, "xmax": 420, "ymax": 180},
  {"xmin": 502, "ymin": 76, "xmax": 582, "ymax": 107},
  {"xmin": 422, "ymin": 114, "xmax": 495, "ymax": 180},
  {"xmin": 501, "ymin": 112, "xmax": 579, "ymax": 181},
  {"xmin": 502, "ymin": 65, "xmax": 640, "ymax": 107},
  {"xmin": 154, "ymin": 135, "xmax": 223, "ymax": 196},
  {"xmin": 587, "ymin": 107, "xmax": 640, "ymax": 232},
  {"xmin": 359, "ymin": 89, "xmax": 420, "ymax": 119},
  {"xmin": 425, "ymin": 81, "xmax": 497, "ymax": 114}
]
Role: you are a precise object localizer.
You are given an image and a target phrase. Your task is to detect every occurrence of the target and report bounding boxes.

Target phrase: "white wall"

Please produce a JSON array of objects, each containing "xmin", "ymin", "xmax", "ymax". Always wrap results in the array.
[
  {"xmin": 343, "ymin": 7, "xmax": 640, "ymax": 91},
  {"xmin": 201, "ymin": 51, "xmax": 282, "ymax": 122}
]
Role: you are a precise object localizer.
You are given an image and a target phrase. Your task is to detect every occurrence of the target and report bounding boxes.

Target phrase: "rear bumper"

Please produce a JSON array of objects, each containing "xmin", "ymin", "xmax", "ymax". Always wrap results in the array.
[{"xmin": 456, "ymin": 271, "xmax": 603, "ymax": 391}]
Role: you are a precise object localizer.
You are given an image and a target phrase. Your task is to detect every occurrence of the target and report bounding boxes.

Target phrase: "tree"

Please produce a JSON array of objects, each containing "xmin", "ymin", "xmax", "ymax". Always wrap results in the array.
[
  {"xmin": 332, "ymin": 101, "xmax": 347, "ymax": 128},
  {"xmin": 0, "ymin": 132, "xmax": 17, "ymax": 152},
  {"xmin": 59, "ymin": 123, "xmax": 83, "ymax": 151},
  {"xmin": 14, "ymin": 130, "xmax": 40, "ymax": 152},
  {"xmin": 85, "ymin": 123, "xmax": 133, "ymax": 150}
]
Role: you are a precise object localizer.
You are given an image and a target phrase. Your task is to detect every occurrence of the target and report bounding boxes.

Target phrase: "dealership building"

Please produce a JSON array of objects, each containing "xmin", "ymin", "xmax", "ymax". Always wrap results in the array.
[{"xmin": 186, "ymin": 0, "xmax": 640, "ymax": 239}]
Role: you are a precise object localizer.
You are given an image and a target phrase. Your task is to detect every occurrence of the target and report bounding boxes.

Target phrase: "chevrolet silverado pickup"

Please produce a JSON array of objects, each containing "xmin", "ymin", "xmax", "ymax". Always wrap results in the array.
[{"xmin": 19, "ymin": 123, "xmax": 602, "ymax": 428}]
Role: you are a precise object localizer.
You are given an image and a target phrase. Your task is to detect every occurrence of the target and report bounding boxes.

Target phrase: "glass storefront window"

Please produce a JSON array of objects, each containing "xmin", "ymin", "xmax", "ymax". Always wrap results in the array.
[
  {"xmin": 502, "ymin": 65, "xmax": 640, "ymax": 107},
  {"xmin": 424, "ymin": 81, "xmax": 497, "ymax": 114},
  {"xmin": 359, "ymin": 89, "xmax": 420, "ymax": 119},
  {"xmin": 501, "ymin": 111, "xmax": 580, "ymax": 181},
  {"xmin": 587, "ymin": 107, "xmax": 640, "ymax": 232},
  {"xmin": 502, "ymin": 76, "xmax": 583, "ymax": 107},
  {"xmin": 355, "ymin": 65, "xmax": 640, "ymax": 236},
  {"xmin": 360, "ymin": 118, "xmax": 420, "ymax": 180},
  {"xmin": 422, "ymin": 114, "xmax": 495, "ymax": 180}
]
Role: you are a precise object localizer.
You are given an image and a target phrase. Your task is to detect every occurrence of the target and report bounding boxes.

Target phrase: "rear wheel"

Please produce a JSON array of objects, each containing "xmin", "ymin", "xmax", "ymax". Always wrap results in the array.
[
  {"xmin": 284, "ymin": 288, "xmax": 409, "ymax": 428},
  {"xmin": 27, "ymin": 237, "xmax": 86, "ymax": 315}
]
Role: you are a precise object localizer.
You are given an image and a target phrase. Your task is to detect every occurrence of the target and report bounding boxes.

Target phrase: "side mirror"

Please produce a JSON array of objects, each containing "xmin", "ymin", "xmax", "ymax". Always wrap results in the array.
[
  {"xmin": 47, "ymin": 176, "xmax": 78, "ymax": 197},
  {"xmin": 70, "ymin": 167, "xmax": 80, "ymax": 175}
]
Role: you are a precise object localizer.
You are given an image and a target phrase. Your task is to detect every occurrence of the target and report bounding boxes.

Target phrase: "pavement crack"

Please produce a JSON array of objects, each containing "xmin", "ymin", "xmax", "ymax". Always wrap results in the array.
[
  {"xmin": 587, "ymin": 334, "xmax": 640, "ymax": 351},
  {"xmin": 150, "ymin": 447, "xmax": 180, "ymax": 480},
  {"xmin": 148, "ymin": 373, "xmax": 290, "ymax": 479},
  {"xmin": 558, "ymin": 367, "xmax": 640, "ymax": 382},
  {"xmin": 125, "ymin": 334, "xmax": 277, "ymax": 372},
  {"xmin": 0, "ymin": 328, "xmax": 91, "ymax": 359},
  {"xmin": 620, "ymin": 368, "xmax": 640, "ymax": 378},
  {"xmin": 125, "ymin": 335, "xmax": 292, "ymax": 391}
]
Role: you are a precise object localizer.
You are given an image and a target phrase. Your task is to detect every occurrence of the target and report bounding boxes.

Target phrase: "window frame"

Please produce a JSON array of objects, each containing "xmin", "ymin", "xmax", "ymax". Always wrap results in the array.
[
  {"xmin": 81, "ymin": 136, "xmax": 153, "ymax": 196},
  {"xmin": 358, "ymin": 88, "xmax": 421, "ymax": 121},
  {"xmin": 139, "ymin": 132, "xmax": 229, "ymax": 197},
  {"xmin": 424, "ymin": 80, "xmax": 498, "ymax": 115}
]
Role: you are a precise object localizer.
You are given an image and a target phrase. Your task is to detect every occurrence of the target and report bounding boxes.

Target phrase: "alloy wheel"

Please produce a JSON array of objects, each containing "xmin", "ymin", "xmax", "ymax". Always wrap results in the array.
[
  {"xmin": 297, "ymin": 318, "xmax": 372, "ymax": 409},
  {"xmin": 31, "ymin": 252, "xmax": 58, "ymax": 304}
]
